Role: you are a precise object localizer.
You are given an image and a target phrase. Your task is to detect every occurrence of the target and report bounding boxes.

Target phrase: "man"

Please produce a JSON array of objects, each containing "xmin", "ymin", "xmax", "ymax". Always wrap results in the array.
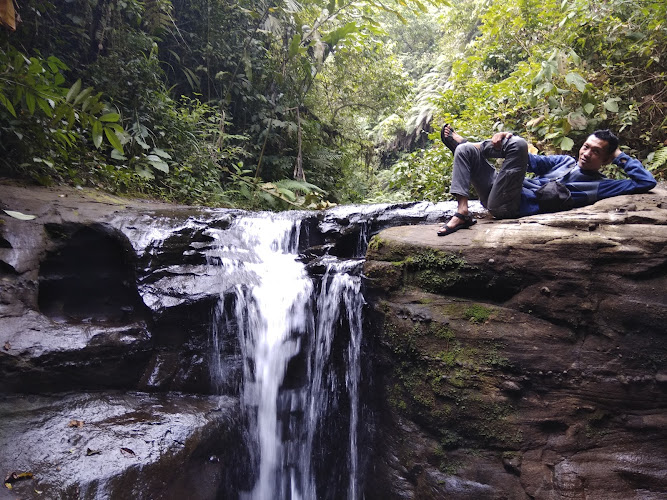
[{"xmin": 437, "ymin": 125, "xmax": 657, "ymax": 236}]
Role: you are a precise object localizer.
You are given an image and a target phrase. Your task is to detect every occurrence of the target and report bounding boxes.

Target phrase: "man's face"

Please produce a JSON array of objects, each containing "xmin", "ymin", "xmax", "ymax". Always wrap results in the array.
[{"xmin": 577, "ymin": 135, "xmax": 612, "ymax": 171}]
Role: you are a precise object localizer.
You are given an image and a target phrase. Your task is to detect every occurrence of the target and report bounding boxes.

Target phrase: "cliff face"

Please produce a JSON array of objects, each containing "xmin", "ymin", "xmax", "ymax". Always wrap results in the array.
[
  {"xmin": 1, "ymin": 182, "xmax": 666, "ymax": 499},
  {"xmin": 0, "ymin": 185, "xmax": 250, "ymax": 499},
  {"xmin": 363, "ymin": 188, "xmax": 667, "ymax": 500}
]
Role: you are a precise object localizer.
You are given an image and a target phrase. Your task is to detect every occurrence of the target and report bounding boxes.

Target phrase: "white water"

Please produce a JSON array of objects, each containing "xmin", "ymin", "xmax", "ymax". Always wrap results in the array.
[{"xmin": 210, "ymin": 213, "xmax": 364, "ymax": 500}]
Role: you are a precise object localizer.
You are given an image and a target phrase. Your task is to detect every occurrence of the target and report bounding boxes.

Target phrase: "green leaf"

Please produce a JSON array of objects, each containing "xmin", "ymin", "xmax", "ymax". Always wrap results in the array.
[
  {"xmin": 324, "ymin": 22, "xmax": 358, "ymax": 48},
  {"xmin": 106, "ymin": 123, "xmax": 124, "ymax": 133},
  {"xmin": 565, "ymin": 72, "xmax": 587, "ymax": 92},
  {"xmin": 150, "ymin": 148, "xmax": 172, "ymax": 159},
  {"xmin": 135, "ymin": 165, "xmax": 155, "ymax": 180},
  {"xmin": 104, "ymin": 127, "xmax": 124, "ymax": 153},
  {"xmin": 560, "ymin": 137, "xmax": 574, "ymax": 151},
  {"xmin": 136, "ymin": 136, "xmax": 151, "ymax": 150},
  {"xmin": 413, "ymin": 0, "xmax": 428, "ymax": 13},
  {"xmin": 92, "ymin": 120, "xmax": 103, "ymax": 148},
  {"xmin": 111, "ymin": 149, "xmax": 127, "ymax": 160},
  {"xmin": 288, "ymin": 34, "xmax": 302, "ymax": 59},
  {"xmin": 569, "ymin": 49, "xmax": 581, "ymax": 66},
  {"xmin": 36, "ymin": 96, "xmax": 53, "ymax": 117},
  {"xmin": 66, "ymin": 79, "xmax": 82, "ymax": 103},
  {"xmin": 603, "ymin": 98, "xmax": 620, "ymax": 113},
  {"xmin": 99, "ymin": 113, "xmax": 120, "ymax": 122},
  {"xmin": 276, "ymin": 187, "xmax": 297, "ymax": 201},
  {"xmin": 584, "ymin": 103, "xmax": 595, "ymax": 114},
  {"xmin": 3, "ymin": 210, "xmax": 36, "ymax": 221},
  {"xmin": 147, "ymin": 155, "xmax": 169, "ymax": 173},
  {"xmin": 0, "ymin": 93, "xmax": 17, "ymax": 117},
  {"xmin": 73, "ymin": 87, "xmax": 93, "ymax": 106},
  {"xmin": 25, "ymin": 91, "xmax": 36, "ymax": 114}
]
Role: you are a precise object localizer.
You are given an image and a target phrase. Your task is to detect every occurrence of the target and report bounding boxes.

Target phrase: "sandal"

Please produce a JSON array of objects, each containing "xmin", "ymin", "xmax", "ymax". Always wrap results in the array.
[
  {"xmin": 437, "ymin": 212, "xmax": 477, "ymax": 236},
  {"xmin": 440, "ymin": 124, "xmax": 467, "ymax": 154}
]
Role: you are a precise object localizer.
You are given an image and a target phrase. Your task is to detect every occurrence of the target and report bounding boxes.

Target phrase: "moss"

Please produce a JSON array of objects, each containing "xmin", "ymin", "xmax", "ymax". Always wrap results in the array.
[
  {"xmin": 382, "ymin": 308, "xmax": 520, "ymax": 451},
  {"xmin": 367, "ymin": 235, "xmax": 385, "ymax": 253},
  {"xmin": 484, "ymin": 346, "xmax": 511, "ymax": 369},
  {"xmin": 463, "ymin": 304, "xmax": 492, "ymax": 324},
  {"xmin": 439, "ymin": 458, "xmax": 462, "ymax": 475},
  {"xmin": 404, "ymin": 249, "xmax": 467, "ymax": 270},
  {"xmin": 396, "ymin": 249, "xmax": 475, "ymax": 294},
  {"xmin": 585, "ymin": 409, "xmax": 611, "ymax": 439},
  {"xmin": 433, "ymin": 325, "xmax": 455, "ymax": 341},
  {"xmin": 440, "ymin": 430, "xmax": 463, "ymax": 450},
  {"xmin": 473, "ymin": 401, "xmax": 522, "ymax": 446},
  {"xmin": 388, "ymin": 383, "xmax": 408, "ymax": 412}
]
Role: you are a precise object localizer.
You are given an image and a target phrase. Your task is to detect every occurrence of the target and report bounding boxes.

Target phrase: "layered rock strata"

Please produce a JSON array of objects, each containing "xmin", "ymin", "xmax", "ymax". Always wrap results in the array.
[{"xmin": 363, "ymin": 188, "xmax": 667, "ymax": 499}]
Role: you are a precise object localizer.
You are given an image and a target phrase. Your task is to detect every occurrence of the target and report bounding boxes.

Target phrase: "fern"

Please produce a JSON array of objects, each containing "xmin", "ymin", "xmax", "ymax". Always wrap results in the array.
[
  {"xmin": 648, "ymin": 146, "xmax": 667, "ymax": 173},
  {"xmin": 309, "ymin": 148, "xmax": 342, "ymax": 170},
  {"xmin": 143, "ymin": 0, "xmax": 174, "ymax": 36}
]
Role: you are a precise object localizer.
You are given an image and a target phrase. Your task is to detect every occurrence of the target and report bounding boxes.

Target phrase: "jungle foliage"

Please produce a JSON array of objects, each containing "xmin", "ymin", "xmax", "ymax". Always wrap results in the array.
[
  {"xmin": 386, "ymin": 0, "xmax": 667, "ymax": 201},
  {"xmin": 1, "ymin": 0, "xmax": 665, "ymax": 207}
]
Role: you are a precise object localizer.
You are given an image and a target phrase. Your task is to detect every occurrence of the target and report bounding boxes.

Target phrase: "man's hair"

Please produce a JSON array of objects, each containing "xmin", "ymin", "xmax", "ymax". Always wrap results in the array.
[{"xmin": 592, "ymin": 129, "xmax": 619, "ymax": 155}]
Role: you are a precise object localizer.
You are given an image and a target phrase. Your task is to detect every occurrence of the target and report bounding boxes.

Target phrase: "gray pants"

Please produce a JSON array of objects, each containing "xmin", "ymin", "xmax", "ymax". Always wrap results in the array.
[{"xmin": 450, "ymin": 135, "xmax": 528, "ymax": 219}]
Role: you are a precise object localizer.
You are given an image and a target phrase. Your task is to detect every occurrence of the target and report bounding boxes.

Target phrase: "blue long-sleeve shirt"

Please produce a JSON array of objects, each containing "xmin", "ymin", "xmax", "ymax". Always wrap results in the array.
[{"xmin": 518, "ymin": 152, "xmax": 657, "ymax": 216}]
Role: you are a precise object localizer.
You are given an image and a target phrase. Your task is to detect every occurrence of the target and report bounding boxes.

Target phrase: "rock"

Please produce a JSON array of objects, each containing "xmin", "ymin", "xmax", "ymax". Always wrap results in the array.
[
  {"xmin": 0, "ymin": 311, "xmax": 152, "ymax": 392},
  {"xmin": 364, "ymin": 186, "xmax": 667, "ymax": 499},
  {"xmin": 2, "ymin": 181, "xmax": 666, "ymax": 499},
  {"xmin": 0, "ymin": 391, "xmax": 245, "ymax": 499}
]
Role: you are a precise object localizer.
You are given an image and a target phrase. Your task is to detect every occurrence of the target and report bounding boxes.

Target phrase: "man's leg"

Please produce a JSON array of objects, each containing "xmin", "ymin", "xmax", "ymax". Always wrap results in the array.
[
  {"xmin": 483, "ymin": 136, "xmax": 528, "ymax": 219},
  {"xmin": 444, "ymin": 142, "xmax": 497, "ymax": 230},
  {"xmin": 443, "ymin": 143, "xmax": 496, "ymax": 230}
]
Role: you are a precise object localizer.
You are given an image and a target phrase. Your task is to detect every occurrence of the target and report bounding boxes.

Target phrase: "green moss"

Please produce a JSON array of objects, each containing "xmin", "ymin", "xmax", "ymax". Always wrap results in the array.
[
  {"xmin": 388, "ymin": 383, "xmax": 408, "ymax": 412},
  {"xmin": 484, "ymin": 346, "xmax": 511, "ymax": 369},
  {"xmin": 382, "ymin": 308, "xmax": 520, "ymax": 451},
  {"xmin": 439, "ymin": 458, "xmax": 462, "ymax": 475},
  {"xmin": 404, "ymin": 249, "xmax": 467, "ymax": 270},
  {"xmin": 367, "ymin": 235, "xmax": 385, "ymax": 253},
  {"xmin": 463, "ymin": 304, "xmax": 491, "ymax": 324},
  {"xmin": 585, "ymin": 409, "xmax": 611, "ymax": 439},
  {"xmin": 433, "ymin": 325, "xmax": 455, "ymax": 341}
]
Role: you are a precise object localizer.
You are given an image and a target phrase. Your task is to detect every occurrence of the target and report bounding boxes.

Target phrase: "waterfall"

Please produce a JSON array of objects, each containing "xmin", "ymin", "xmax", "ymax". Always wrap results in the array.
[{"xmin": 209, "ymin": 213, "xmax": 365, "ymax": 500}]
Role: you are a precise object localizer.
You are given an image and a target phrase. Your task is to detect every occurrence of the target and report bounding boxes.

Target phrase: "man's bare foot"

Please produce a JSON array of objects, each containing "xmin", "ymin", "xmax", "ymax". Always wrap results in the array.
[{"xmin": 440, "ymin": 124, "xmax": 467, "ymax": 154}]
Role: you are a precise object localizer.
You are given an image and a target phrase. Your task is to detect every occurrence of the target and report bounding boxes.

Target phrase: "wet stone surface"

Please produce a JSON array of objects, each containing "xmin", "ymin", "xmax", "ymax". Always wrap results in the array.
[{"xmin": 0, "ymin": 391, "xmax": 242, "ymax": 500}]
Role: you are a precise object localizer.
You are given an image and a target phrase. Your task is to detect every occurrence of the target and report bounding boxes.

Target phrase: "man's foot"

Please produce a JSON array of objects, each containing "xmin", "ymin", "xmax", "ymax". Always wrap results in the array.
[
  {"xmin": 440, "ymin": 124, "xmax": 467, "ymax": 154},
  {"xmin": 437, "ymin": 212, "xmax": 477, "ymax": 236}
]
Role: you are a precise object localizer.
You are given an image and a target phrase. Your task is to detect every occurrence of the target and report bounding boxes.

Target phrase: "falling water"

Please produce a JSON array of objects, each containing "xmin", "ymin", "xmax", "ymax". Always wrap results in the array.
[
  {"xmin": 209, "ymin": 212, "xmax": 365, "ymax": 500},
  {"xmin": 300, "ymin": 258, "xmax": 364, "ymax": 500}
]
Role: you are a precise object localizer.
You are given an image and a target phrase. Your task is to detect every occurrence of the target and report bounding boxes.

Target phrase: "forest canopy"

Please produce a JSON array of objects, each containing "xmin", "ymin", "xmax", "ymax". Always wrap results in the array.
[{"xmin": 1, "ymin": 0, "xmax": 665, "ymax": 209}]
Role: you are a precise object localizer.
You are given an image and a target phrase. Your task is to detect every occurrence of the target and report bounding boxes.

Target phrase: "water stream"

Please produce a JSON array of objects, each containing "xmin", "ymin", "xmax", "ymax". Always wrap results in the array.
[
  {"xmin": 113, "ymin": 200, "xmax": 465, "ymax": 499},
  {"xmin": 209, "ymin": 213, "xmax": 365, "ymax": 500}
]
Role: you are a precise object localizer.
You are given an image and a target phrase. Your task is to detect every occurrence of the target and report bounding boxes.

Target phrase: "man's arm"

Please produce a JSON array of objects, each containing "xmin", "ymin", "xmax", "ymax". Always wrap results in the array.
[{"xmin": 597, "ymin": 151, "xmax": 656, "ymax": 199}]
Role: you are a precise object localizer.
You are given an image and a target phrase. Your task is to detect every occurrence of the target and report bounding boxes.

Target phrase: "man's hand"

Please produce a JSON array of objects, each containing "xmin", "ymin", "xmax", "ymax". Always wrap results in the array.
[
  {"xmin": 612, "ymin": 147, "xmax": 622, "ymax": 159},
  {"xmin": 491, "ymin": 131, "xmax": 513, "ymax": 149}
]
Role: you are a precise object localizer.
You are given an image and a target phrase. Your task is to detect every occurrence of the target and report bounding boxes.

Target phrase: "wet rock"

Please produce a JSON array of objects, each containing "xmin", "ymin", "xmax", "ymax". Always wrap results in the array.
[
  {"xmin": 0, "ymin": 391, "xmax": 245, "ymax": 500},
  {"xmin": 0, "ymin": 311, "xmax": 152, "ymax": 392},
  {"xmin": 365, "ymin": 186, "xmax": 667, "ymax": 499}
]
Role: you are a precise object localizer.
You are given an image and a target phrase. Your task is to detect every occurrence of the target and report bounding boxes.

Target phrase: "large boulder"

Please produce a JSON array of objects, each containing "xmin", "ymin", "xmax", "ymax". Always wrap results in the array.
[
  {"xmin": 0, "ymin": 392, "xmax": 245, "ymax": 499},
  {"xmin": 363, "ymin": 187, "xmax": 667, "ymax": 500}
]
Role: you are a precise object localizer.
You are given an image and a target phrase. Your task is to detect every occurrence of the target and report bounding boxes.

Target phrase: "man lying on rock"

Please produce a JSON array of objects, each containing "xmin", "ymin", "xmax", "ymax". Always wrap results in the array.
[{"xmin": 437, "ymin": 125, "xmax": 657, "ymax": 236}]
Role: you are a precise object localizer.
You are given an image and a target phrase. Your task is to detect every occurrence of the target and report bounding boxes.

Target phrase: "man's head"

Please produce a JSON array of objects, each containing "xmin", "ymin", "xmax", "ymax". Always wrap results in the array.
[{"xmin": 577, "ymin": 129, "xmax": 619, "ymax": 171}]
